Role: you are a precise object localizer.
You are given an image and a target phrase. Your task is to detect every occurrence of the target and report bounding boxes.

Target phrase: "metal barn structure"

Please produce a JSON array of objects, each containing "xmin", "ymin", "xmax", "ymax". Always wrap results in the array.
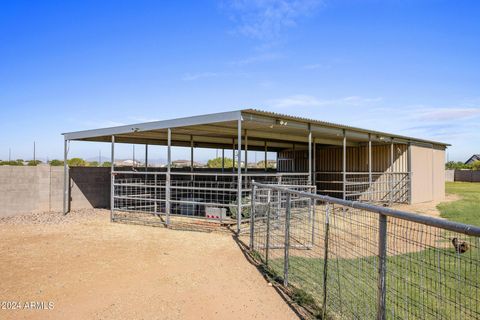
[{"xmin": 62, "ymin": 109, "xmax": 448, "ymax": 231}]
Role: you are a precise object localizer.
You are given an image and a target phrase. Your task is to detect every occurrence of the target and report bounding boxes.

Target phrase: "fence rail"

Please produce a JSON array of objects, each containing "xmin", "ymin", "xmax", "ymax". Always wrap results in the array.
[
  {"xmin": 315, "ymin": 171, "xmax": 411, "ymax": 204},
  {"xmin": 249, "ymin": 181, "xmax": 480, "ymax": 319}
]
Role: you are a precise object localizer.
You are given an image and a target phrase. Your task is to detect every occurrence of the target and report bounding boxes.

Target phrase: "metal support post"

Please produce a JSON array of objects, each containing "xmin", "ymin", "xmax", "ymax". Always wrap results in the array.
[
  {"xmin": 232, "ymin": 138, "xmax": 235, "ymax": 172},
  {"xmin": 322, "ymin": 203, "xmax": 331, "ymax": 320},
  {"xmin": 313, "ymin": 141, "xmax": 316, "ymax": 186},
  {"xmin": 63, "ymin": 139, "xmax": 69, "ymax": 215},
  {"xmin": 283, "ymin": 192, "xmax": 291, "ymax": 287},
  {"xmin": 110, "ymin": 136, "xmax": 115, "ymax": 221},
  {"xmin": 245, "ymin": 130, "xmax": 248, "ymax": 172},
  {"xmin": 166, "ymin": 128, "xmax": 172, "ymax": 226},
  {"xmin": 407, "ymin": 142, "xmax": 412, "ymax": 204},
  {"xmin": 377, "ymin": 214, "xmax": 388, "ymax": 320},
  {"xmin": 342, "ymin": 130, "xmax": 347, "ymax": 200},
  {"xmin": 264, "ymin": 141, "xmax": 268, "ymax": 171},
  {"xmin": 249, "ymin": 183, "xmax": 256, "ymax": 250},
  {"xmin": 144, "ymin": 144, "xmax": 148, "ymax": 182},
  {"xmin": 190, "ymin": 135, "xmax": 194, "ymax": 172},
  {"xmin": 221, "ymin": 148, "xmax": 225, "ymax": 172},
  {"xmin": 237, "ymin": 119, "xmax": 242, "ymax": 233},
  {"xmin": 390, "ymin": 139, "xmax": 394, "ymax": 205},
  {"xmin": 368, "ymin": 133, "xmax": 372, "ymax": 202},
  {"xmin": 308, "ymin": 127, "xmax": 312, "ymax": 185},
  {"xmin": 265, "ymin": 189, "xmax": 271, "ymax": 266}
]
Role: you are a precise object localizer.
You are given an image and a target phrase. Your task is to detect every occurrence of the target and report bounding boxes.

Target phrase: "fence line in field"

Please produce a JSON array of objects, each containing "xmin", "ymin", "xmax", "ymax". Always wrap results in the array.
[{"xmin": 249, "ymin": 181, "xmax": 480, "ymax": 320}]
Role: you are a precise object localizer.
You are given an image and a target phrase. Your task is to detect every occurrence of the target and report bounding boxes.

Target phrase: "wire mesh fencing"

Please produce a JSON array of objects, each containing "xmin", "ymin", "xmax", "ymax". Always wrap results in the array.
[
  {"xmin": 111, "ymin": 170, "xmax": 309, "ymax": 228},
  {"xmin": 249, "ymin": 182, "xmax": 480, "ymax": 319}
]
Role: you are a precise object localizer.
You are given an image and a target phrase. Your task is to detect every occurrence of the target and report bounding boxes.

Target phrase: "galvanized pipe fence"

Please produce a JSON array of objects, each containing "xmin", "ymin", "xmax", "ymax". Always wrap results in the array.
[
  {"xmin": 249, "ymin": 181, "xmax": 480, "ymax": 319},
  {"xmin": 110, "ymin": 170, "xmax": 309, "ymax": 227}
]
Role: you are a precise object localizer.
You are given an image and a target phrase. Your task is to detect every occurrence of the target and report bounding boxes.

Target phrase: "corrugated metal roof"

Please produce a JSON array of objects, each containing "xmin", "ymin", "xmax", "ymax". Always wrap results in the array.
[
  {"xmin": 242, "ymin": 109, "xmax": 450, "ymax": 146},
  {"xmin": 62, "ymin": 108, "xmax": 449, "ymax": 147}
]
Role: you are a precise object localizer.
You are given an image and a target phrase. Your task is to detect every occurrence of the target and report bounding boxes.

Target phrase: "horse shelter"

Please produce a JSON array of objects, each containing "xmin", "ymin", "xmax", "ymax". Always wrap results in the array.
[{"xmin": 62, "ymin": 109, "xmax": 448, "ymax": 232}]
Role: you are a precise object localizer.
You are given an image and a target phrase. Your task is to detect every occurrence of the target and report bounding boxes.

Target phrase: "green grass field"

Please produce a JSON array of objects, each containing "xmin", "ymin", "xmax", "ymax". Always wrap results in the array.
[
  {"xmin": 263, "ymin": 182, "xmax": 480, "ymax": 319},
  {"xmin": 438, "ymin": 182, "xmax": 480, "ymax": 226}
]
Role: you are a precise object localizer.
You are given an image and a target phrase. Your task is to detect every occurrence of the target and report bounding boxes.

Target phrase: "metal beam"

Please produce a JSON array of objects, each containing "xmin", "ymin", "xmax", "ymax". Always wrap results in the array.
[{"xmin": 63, "ymin": 110, "xmax": 242, "ymax": 140}]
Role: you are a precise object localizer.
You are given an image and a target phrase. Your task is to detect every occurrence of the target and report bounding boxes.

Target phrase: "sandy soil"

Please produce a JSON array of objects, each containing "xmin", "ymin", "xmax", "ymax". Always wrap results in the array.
[{"xmin": 0, "ymin": 209, "xmax": 299, "ymax": 320}]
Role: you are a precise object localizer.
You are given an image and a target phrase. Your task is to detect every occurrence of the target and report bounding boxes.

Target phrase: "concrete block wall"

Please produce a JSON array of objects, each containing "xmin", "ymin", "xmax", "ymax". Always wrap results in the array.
[
  {"xmin": 445, "ymin": 169, "xmax": 455, "ymax": 182},
  {"xmin": 0, "ymin": 165, "xmax": 110, "ymax": 217}
]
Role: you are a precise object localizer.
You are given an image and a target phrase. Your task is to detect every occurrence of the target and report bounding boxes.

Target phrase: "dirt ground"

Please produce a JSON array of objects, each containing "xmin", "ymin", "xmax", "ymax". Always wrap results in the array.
[
  {"xmin": 392, "ymin": 193, "xmax": 460, "ymax": 217},
  {"xmin": 0, "ymin": 210, "xmax": 299, "ymax": 320}
]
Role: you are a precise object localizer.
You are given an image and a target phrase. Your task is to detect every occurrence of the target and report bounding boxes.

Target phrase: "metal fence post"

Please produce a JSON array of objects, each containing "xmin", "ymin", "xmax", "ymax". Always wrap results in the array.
[
  {"xmin": 322, "ymin": 202, "xmax": 331, "ymax": 319},
  {"xmin": 250, "ymin": 182, "xmax": 256, "ymax": 250},
  {"xmin": 266, "ymin": 189, "xmax": 271, "ymax": 266},
  {"xmin": 284, "ymin": 192, "xmax": 291, "ymax": 287},
  {"xmin": 377, "ymin": 214, "xmax": 387, "ymax": 320}
]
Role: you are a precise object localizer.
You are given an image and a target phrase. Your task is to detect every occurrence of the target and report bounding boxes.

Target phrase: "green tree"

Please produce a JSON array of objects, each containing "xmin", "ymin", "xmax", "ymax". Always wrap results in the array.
[
  {"xmin": 207, "ymin": 157, "xmax": 234, "ymax": 168},
  {"xmin": 27, "ymin": 160, "xmax": 42, "ymax": 166},
  {"xmin": 256, "ymin": 160, "xmax": 276, "ymax": 169},
  {"xmin": 49, "ymin": 159, "xmax": 64, "ymax": 166},
  {"xmin": 445, "ymin": 161, "xmax": 471, "ymax": 170},
  {"xmin": 68, "ymin": 158, "xmax": 87, "ymax": 167},
  {"xmin": 101, "ymin": 161, "xmax": 112, "ymax": 167},
  {"xmin": 89, "ymin": 161, "xmax": 99, "ymax": 167},
  {"xmin": 471, "ymin": 161, "xmax": 480, "ymax": 171},
  {"xmin": 0, "ymin": 160, "xmax": 24, "ymax": 166}
]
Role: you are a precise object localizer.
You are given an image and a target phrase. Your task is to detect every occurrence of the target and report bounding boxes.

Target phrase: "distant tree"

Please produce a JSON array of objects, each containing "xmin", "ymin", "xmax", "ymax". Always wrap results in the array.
[
  {"xmin": 0, "ymin": 160, "xmax": 24, "ymax": 166},
  {"xmin": 256, "ymin": 160, "xmax": 276, "ymax": 169},
  {"xmin": 471, "ymin": 161, "xmax": 480, "ymax": 171},
  {"xmin": 89, "ymin": 161, "xmax": 99, "ymax": 167},
  {"xmin": 27, "ymin": 160, "xmax": 42, "ymax": 166},
  {"xmin": 68, "ymin": 158, "xmax": 87, "ymax": 167},
  {"xmin": 49, "ymin": 159, "xmax": 64, "ymax": 166},
  {"xmin": 207, "ymin": 157, "xmax": 234, "ymax": 168},
  {"xmin": 101, "ymin": 161, "xmax": 112, "ymax": 167},
  {"xmin": 445, "ymin": 161, "xmax": 471, "ymax": 170}
]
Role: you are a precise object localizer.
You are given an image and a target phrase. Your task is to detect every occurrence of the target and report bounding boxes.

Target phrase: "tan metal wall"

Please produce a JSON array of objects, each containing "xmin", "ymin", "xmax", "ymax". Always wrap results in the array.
[
  {"xmin": 278, "ymin": 144, "xmax": 408, "ymax": 173},
  {"xmin": 315, "ymin": 144, "xmax": 408, "ymax": 172},
  {"xmin": 410, "ymin": 145, "xmax": 445, "ymax": 203}
]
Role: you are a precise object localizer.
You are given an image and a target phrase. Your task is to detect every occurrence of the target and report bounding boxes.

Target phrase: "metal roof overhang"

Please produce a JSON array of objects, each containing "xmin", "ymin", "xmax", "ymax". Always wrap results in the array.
[{"xmin": 62, "ymin": 109, "xmax": 449, "ymax": 151}]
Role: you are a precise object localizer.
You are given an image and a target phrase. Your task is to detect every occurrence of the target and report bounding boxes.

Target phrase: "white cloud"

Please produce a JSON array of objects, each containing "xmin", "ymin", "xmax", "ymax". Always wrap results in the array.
[
  {"xmin": 76, "ymin": 120, "xmax": 126, "ymax": 128},
  {"xmin": 182, "ymin": 72, "xmax": 219, "ymax": 81},
  {"xmin": 223, "ymin": 0, "xmax": 322, "ymax": 40},
  {"xmin": 230, "ymin": 52, "xmax": 283, "ymax": 65},
  {"xmin": 415, "ymin": 107, "xmax": 480, "ymax": 121},
  {"xmin": 302, "ymin": 63, "xmax": 329, "ymax": 70},
  {"xmin": 268, "ymin": 94, "xmax": 321, "ymax": 107},
  {"xmin": 268, "ymin": 94, "xmax": 383, "ymax": 108}
]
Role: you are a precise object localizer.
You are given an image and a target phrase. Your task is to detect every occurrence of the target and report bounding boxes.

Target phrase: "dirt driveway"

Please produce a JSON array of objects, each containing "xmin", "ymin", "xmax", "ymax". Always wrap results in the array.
[{"xmin": 0, "ymin": 210, "xmax": 298, "ymax": 320}]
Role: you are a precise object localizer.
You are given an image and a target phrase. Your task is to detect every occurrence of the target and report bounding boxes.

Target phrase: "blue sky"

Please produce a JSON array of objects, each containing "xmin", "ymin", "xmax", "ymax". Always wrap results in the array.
[{"xmin": 1, "ymin": 0, "xmax": 479, "ymax": 162}]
